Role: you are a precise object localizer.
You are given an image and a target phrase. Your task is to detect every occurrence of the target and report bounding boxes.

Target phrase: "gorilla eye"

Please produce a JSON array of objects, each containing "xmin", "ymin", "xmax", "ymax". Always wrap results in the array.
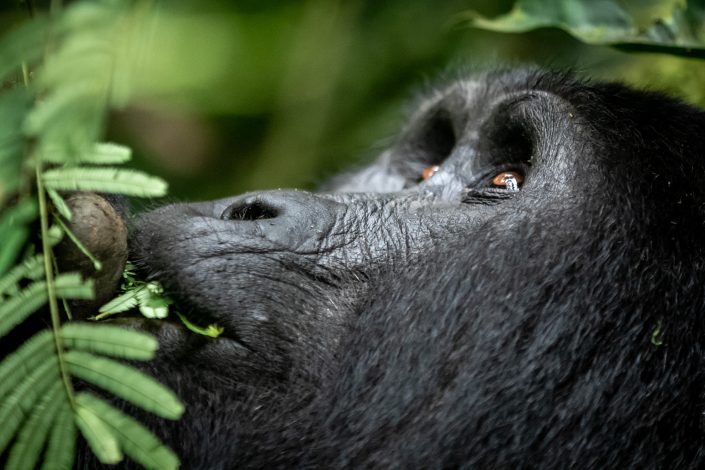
[
  {"xmin": 491, "ymin": 171, "xmax": 524, "ymax": 191},
  {"xmin": 421, "ymin": 165, "xmax": 440, "ymax": 181}
]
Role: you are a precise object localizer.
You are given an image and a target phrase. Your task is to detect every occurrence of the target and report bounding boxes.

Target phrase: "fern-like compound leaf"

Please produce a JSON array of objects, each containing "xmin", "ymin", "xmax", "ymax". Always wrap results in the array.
[
  {"xmin": 62, "ymin": 323, "xmax": 158, "ymax": 360},
  {"xmin": 5, "ymin": 381, "xmax": 65, "ymax": 470},
  {"xmin": 65, "ymin": 351, "xmax": 184, "ymax": 419},
  {"xmin": 97, "ymin": 286, "xmax": 143, "ymax": 316},
  {"xmin": 41, "ymin": 399, "xmax": 77, "ymax": 470},
  {"xmin": 46, "ymin": 188, "xmax": 73, "ymax": 220},
  {"xmin": 74, "ymin": 397, "xmax": 122, "ymax": 464},
  {"xmin": 0, "ymin": 274, "xmax": 93, "ymax": 339},
  {"xmin": 42, "ymin": 167, "xmax": 168, "ymax": 197},
  {"xmin": 0, "ymin": 330, "xmax": 54, "ymax": 398},
  {"xmin": 76, "ymin": 393, "xmax": 180, "ymax": 470},
  {"xmin": 0, "ymin": 255, "xmax": 45, "ymax": 295},
  {"xmin": 0, "ymin": 359, "xmax": 60, "ymax": 454}
]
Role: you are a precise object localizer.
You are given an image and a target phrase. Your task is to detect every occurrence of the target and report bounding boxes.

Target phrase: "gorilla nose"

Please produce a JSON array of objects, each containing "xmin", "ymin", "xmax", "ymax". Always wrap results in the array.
[
  {"xmin": 222, "ymin": 198, "xmax": 280, "ymax": 221},
  {"xmin": 220, "ymin": 190, "xmax": 344, "ymax": 251}
]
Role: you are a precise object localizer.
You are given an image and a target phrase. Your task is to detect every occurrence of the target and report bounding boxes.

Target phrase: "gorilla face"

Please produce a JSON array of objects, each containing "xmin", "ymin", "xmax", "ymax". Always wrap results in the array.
[{"xmin": 120, "ymin": 69, "xmax": 705, "ymax": 468}]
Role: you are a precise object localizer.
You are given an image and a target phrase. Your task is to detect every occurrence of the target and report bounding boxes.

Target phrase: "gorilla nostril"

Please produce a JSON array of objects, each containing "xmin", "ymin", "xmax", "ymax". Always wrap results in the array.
[{"xmin": 223, "ymin": 200, "xmax": 279, "ymax": 221}]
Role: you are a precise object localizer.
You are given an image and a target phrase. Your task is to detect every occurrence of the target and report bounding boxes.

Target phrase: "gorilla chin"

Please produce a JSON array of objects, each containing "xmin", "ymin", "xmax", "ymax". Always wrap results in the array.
[{"xmin": 81, "ymin": 68, "xmax": 705, "ymax": 469}]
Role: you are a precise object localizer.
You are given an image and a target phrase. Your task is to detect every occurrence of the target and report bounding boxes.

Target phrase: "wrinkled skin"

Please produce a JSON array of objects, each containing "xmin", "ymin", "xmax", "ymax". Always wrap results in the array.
[{"xmin": 81, "ymin": 69, "xmax": 705, "ymax": 468}]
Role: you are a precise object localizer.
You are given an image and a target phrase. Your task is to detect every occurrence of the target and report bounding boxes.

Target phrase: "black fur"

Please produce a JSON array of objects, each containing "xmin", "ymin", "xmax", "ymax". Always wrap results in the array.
[{"xmin": 82, "ymin": 69, "xmax": 705, "ymax": 468}]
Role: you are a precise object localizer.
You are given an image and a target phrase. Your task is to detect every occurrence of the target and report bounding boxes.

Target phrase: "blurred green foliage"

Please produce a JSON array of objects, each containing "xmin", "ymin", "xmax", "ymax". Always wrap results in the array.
[{"xmin": 3, "ymin": 0, "xmax": 705, "ymax": 201}]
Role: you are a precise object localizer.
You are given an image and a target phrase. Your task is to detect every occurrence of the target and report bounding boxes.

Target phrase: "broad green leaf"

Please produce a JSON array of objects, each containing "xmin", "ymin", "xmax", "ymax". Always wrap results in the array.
[
  {"xmin": 5, "ymin": 381, "xmax": 64, "ymax": 470},
  {"xmin": 42, "ymin": 167, "xmax": 168, "ymax": 197},
  {"xmin": 0, "ymin": 254, "xmax": 44, "ymax": 295},
  {"xmin": 65, "ymin": 351, "xmax": 184, "ymax": 419},
  {"xmin": 47, "ymin": 188, "xmax": 73, "ymax": 221},
  {"xmin": 76, "ymin": 393, "xmax": 180, "ymax": 470},
  {"xmin": 0, "ymin": 330, "xmax": 53, "ymax": 398},
  {"xmin": 74, "ymin": 398, "xmax": 122, "ymax": 465},
  {"xmin": 41, "ymin": 399, "xmax": 76, "ymax": 470},
  {"xmin": 62, "ymin": 323, "xmax": 158, "ymax": 360},
  {"xmin": 0, "ymin": 274, "xmax": 93, "ymax": 339},
  {"xmin": 0, "ymin": 359, "xmax": 60, "ymax": 454},
  {"xmin": 462, "ymin": 0, "xmax": 705, "ymax": 58},
  {"xmin": 465, "ymin": 0, "xmax": 634, "ymax": 42}
]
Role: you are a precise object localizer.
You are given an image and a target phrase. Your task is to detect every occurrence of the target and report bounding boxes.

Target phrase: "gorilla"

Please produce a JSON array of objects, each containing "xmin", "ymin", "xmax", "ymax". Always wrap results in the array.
[{"xmin": 76, "ymin": 68, "xmax": 705, "ymax": 468}]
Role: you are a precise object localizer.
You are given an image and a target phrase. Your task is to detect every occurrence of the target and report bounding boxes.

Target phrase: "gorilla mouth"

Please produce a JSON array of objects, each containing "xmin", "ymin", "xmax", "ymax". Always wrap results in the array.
[{"xmin": 98, "ymin": 251, "xmax": 232, "ymax": 343}]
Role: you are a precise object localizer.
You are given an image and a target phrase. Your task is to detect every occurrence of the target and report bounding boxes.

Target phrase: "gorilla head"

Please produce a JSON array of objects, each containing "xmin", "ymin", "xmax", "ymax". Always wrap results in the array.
[{"xmin": 97, "ymin": 69, "xmax": 705, "ymax": 468}]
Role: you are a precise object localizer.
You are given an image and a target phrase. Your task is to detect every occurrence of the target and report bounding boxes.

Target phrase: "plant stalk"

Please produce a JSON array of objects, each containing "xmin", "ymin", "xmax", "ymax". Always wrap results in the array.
[{"xmin": 36, "ymin": 163, "xmax": 76, "ymax": 408}]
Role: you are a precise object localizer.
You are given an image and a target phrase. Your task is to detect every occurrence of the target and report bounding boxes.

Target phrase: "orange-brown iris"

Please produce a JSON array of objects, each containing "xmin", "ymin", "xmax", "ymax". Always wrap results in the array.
[
  {"xmin": 421, "ymin": 165, "xmax": 440, "ymax": 181},
  {"xmin": 491, "ymin": 171, "xmax": 524, "ymax": 188}
]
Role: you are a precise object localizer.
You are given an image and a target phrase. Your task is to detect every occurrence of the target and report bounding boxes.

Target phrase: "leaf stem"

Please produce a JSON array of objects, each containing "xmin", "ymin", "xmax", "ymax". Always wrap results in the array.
[
  {"xmin": 21, "ymin": 62, "xmax": 30, "ymax": 87},
  {"xmin": 36, "ymin": 163, "xmax": 76, "ymax": 408}
]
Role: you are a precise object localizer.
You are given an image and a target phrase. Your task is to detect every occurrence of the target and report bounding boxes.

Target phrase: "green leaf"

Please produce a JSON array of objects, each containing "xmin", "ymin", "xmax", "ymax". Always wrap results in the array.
[
  {"xmin": 97, "ymin": 287, "xmax": 143, "ymax": 317},
  {"xmin": 54, "ymin": 272, "xmax": 95, "ymax": 299},
  {"xmin": 0, "ymin": 359, "xmax": 60, "ymax": 454},
  {"xmin": 0, "ymin": 16, "xmax": 49, "ymax": 81},
  {"xmin": 0, "ymin": 88, "xmax": 33, "ymax": 203},
  {"xmin": 0, "ymin": 330, "xmax": 53, "ymax": 399},
  {"xmin": 55, "ymin": 217, "xmax": 103, "ymax": 270},
  {"xmin": 0, "ymin": 274, "xmax": 93, "ymax": 339},
  {"xmin": 62, "ymin": 323, "xmax": 158, "ymax": 360},
  {"xmin": 5, "ymin": 381, "xmax": 65, "ymax": 470},
  {"xmin": 47, "ymin": 188, "xmax": 73, "ymax": 221},
  {"xmin": 0, "ymin": 199, "xmax": 38, "ymax": 276},
  {"xmin": 0, "ymin": 254, "xmax": 44, "ymax": 296},
  {"xmin": 75, "ymin": 393, "xmax": 180, "ymax": 470},
  {"xmin": 41, "ymin": 399, "xmax": 76, "ymax": 470},
  {"xmin": 462, "ymin": 0, "xmax": 705, "ymax": 58},
  {"xmin": 41, "ymin": 142, "xmax": 132, "ymax": 165},
  {"xmin": 74, "ymin": 398, "xmax": 122, "ymax": 465},
  {"xmin": 176, "ymin": 312, "xmax": 224, "ymax": 338},
  {"xmin": 0, "ymin": 281, "xmax": 50, "ymax": 339},
  {"xmin": 463, "ymin": 0, "xmax": 634, "ymax": 42},
  {"xmin": 82, "ymin": 142, "xmax": 133, "ymax": 164},
  {"xmin": 65, "ymin": 351, "xmax": 184, "ymax": 419},
  {"xmin": 42, "ymin": 167, "xmax": 168, "ymax": 197},
  {"xmin": 0, "ymin": 199, "xmax": 38, "ymax": 230},
  {"xmin": 24, "ymin": 84, "xmax": 101, "ymax": 138},
  {"xmin": 0, "ymin": 226, "xmax": 29, "ymax": 277},
  {"xmin": 138, "ymin": 284, "xmax": 172, "ymax": 319},
  {"xmin": 46, "ymin": 224, "xmax": 65, "ymax": 246}
]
